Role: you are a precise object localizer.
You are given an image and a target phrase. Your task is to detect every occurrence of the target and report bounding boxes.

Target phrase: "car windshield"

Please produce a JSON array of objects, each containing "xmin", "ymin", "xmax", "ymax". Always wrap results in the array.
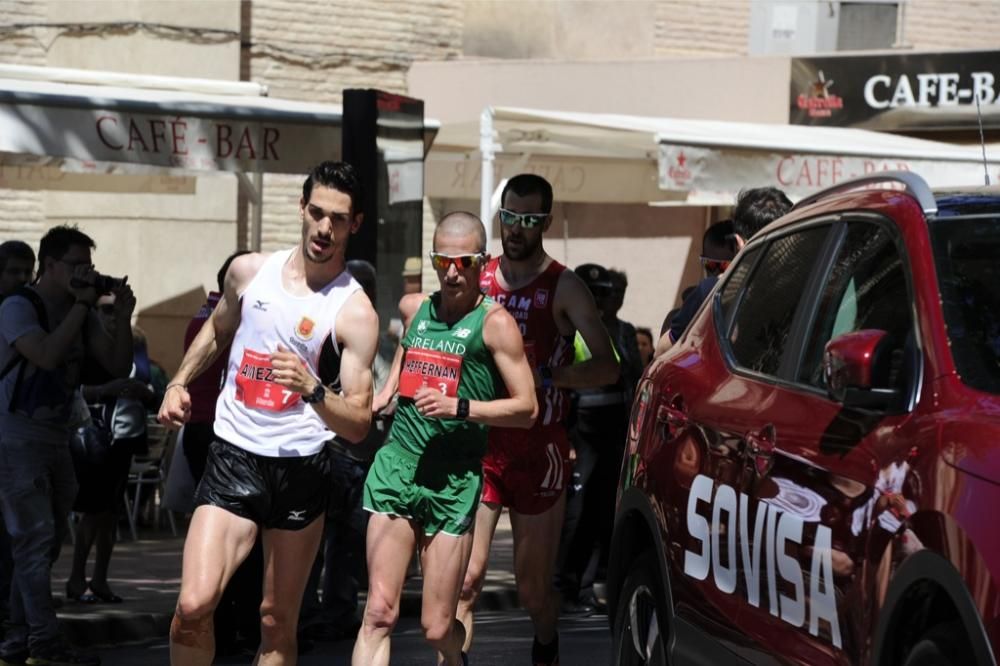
[{"xmin": 931, "ymin": 214, "xmax": 1000, "ymax": 394}]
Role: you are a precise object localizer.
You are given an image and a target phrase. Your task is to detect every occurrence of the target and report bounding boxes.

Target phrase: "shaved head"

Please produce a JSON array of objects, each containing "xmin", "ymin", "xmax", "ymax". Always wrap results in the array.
[{"xmin": 434, "ymin": 212, "xmax": 486, "ymax": 253}]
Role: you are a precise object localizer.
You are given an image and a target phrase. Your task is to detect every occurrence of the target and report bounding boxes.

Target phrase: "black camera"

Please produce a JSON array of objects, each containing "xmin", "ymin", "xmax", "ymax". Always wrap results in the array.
[{"xmin": 71, "ymin": 273, "xmax": 127, "ymax": 295}]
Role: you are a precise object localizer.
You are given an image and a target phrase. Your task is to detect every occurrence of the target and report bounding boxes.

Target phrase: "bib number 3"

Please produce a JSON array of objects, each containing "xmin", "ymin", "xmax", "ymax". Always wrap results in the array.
[{"xmin": 399, "ymin": 348, "xmax": 463, "ymax": 399}]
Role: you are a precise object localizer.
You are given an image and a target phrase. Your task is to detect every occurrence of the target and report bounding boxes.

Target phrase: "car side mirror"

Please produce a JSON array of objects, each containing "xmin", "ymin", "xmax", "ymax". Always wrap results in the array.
[{"xmin": 823, "ymin": 329, "xmax": 901, "ymax": 410}]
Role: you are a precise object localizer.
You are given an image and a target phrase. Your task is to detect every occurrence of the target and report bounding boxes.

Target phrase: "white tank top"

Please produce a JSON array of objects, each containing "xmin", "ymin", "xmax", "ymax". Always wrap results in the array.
[{"xmin": 213, "ymin": 248, "xmax": 361, "ymax": 457}]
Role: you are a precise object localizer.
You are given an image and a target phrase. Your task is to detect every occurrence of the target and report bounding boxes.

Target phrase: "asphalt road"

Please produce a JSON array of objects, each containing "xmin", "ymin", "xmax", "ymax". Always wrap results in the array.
[{"xmin": 96, "ymin": 610, "xmax": 613, "ymax": 665}]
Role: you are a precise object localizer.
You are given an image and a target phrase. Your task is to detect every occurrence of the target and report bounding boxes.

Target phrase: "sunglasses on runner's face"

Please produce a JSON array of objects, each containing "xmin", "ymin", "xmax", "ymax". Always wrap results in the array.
[
  {"xmin": 429, "ymin": 252, "xmax": 487, "ymax": 271},
  {"xmin": 700, "ymin": 257, "xmax": 730, "ymax": 274},
  {"xmin": 498, "ymin": 209, "xmax": 549, "ymax": 229}
]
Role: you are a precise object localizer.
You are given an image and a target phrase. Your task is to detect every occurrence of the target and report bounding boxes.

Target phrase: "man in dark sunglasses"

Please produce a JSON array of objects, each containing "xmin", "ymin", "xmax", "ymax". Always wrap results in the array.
[
  {"xmin": 356, "ymin": 212, "xmax": 537, "ymax": 666},
  {"xmin": 459, "ymin": 174, "xmax": 619, "ymax": 666},
  {"xmin": 655, "ymin": 186, "xmax": 792, "ymax": 357}
]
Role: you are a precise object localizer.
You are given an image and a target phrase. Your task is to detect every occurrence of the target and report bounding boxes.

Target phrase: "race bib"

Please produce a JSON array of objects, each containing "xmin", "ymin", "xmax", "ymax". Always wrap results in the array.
[
  {"xmin": 399, "ymin": 348, "xmax": 463, "ymax": 398},
  {"xmin": 234, "ymin": 348, "xmax": 301, "ymax": 412}
]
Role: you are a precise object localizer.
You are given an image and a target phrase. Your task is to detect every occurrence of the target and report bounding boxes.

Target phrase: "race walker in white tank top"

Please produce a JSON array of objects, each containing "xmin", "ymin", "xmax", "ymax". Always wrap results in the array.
[{"xmin": 213, "ymin": 248, "xmax": 361, "ymax": 457}]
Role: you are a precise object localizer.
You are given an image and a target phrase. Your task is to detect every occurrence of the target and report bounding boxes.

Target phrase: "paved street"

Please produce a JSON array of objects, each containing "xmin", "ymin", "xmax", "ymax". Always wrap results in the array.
[
  {"xmin": 50, "ymin": 511, "xmax": 614, "ymax": 663},
  {"xmin": 96, "ymin": 612, "xmax": 612, "ymax": 664}
]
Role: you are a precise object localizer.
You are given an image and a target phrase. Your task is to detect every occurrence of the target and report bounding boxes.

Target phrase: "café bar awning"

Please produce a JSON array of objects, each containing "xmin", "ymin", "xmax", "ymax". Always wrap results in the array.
[
  {"xmin": 427, "ymin": 106, "xmax": 1000, "ymax": 215},
  {"xmin": 0, "ymin": 64, "xmax": 345, "ymax": 180}
]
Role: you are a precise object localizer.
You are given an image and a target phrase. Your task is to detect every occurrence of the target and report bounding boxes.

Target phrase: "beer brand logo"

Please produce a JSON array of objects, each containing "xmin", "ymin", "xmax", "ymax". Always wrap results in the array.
[
  {"xmin": 534, "ymin": 289, "xmax": 549, "ymax": 308},
  {"xmin": 668, "ymin": 150, "xmax": 692, "ymax": 186},
  {"xmin": 796, "ymin": 70, "xmax": 844, "ymax": 118},
  {"xmin": 295, "ymin": 316, "xmax": 316, "ymax": 340}
]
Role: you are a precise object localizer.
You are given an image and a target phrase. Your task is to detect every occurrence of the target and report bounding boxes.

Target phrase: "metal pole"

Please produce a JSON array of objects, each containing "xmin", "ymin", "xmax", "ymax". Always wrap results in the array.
[{"xmin": 480, "ymin": 107, "xmax": 495, "ymax": 251}]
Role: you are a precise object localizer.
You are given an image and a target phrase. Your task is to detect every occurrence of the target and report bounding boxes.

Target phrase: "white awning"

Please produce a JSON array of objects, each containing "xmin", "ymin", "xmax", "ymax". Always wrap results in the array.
[
  {"xmin": 428, "ymin": 106, "xmax": 1000, "ymax": 206},
  {"xmin": 0, "ymin": 64, "xmax": 345, "ymax": 178}
]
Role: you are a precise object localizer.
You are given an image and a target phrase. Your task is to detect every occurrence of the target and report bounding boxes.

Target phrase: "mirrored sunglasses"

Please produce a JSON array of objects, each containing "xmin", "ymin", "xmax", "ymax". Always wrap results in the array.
[
  {"xmin": 498, "ymin": 209, "xmax": 549, "ymax": 229},
  {"xmin": 429, "ymin": 252, "xmax": 486, "ymax": 271}
]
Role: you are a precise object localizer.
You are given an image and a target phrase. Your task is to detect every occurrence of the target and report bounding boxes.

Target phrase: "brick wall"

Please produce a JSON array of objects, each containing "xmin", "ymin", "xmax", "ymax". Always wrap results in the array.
[
  {"xmin": 655, "ymin": 1, "xmax": 750, "ymax": 57},
  {"xmin": 904, "ymin": 0, "xmax": 1000, "ymax": 50},
  {"xmin": 0, "ymin": 0, "xmax": 48, "ymax": 243},
  {"xmin": 248, "ymin": 0, "xmax": 464, "ymax": 248}
]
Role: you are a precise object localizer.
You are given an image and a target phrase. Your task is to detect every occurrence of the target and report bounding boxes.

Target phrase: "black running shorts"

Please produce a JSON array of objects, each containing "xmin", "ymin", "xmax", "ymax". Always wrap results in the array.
[{"xmin": 195, "ymin": 438, "xmax": 331, "ymax": 530}]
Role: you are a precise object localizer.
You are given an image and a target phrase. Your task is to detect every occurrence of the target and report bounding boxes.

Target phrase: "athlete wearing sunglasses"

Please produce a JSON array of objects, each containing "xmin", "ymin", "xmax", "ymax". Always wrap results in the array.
[
  {"xmin": 498, "ymin": 208, "xmax": 550, "ymax": 229},
  {"xmin": 428, "ymin": 252, "xmax": 487, "ymax": 271},
  {"xmin": 459, "ymin": 174, "xmax": 619, "ymax": 666},
  {"xmin": 357, "ymin": 212, "xmax": 536, "ymax": 666}
]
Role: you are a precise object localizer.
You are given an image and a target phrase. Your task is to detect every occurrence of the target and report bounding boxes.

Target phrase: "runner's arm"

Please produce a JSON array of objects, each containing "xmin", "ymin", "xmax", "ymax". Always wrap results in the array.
[
  {"xmin": 157, "ymin": 253, "xmax": 263, "ymax": 428},
  {"xmin": 552, "ymin": 271, "xmax": 619, "ymax": 388},
  {"xmin": 411, "ymin": 304, "xmax": 537, "ymax": 427},
  {"xmin": 476, "ymin": 304, "xmax": 539, "ymax": 428},
  {"xmin": 312, "ymin": 289, "xmax": 379, "ymax": 443}
]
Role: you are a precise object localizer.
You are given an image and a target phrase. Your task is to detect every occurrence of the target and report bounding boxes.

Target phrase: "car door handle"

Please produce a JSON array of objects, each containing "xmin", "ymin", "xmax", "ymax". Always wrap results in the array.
[
  {"xmin": 746, "ymin": 424, "xmax": 776, "ymax": 475},
  {"xmin": 656, "ymin": 395, "xmax": 687, "ymax": 436}
]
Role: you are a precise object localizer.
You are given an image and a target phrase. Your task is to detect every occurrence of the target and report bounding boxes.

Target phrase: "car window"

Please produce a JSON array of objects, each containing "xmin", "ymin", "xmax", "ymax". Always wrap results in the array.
[
  {"xmin": 931, "ymin": 215, "xmax": 1000, "ymax": 394},
  {"xmin": 726, "ymin": 227, "xmax": 830, "ymax": 376},
  {"xmin": 718, "ymin": 245, "xmax": 762, "ymax": 335},
  {"xmin": 798, "ymin": 221, "xmax": 912, "ymax": 389}
]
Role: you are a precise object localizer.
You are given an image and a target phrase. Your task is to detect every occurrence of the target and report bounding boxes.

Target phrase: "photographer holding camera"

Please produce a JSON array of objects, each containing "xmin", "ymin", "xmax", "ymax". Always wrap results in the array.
[{"xmin": 0, "ymin": 225, "xmax": 134, "ymax": 666}]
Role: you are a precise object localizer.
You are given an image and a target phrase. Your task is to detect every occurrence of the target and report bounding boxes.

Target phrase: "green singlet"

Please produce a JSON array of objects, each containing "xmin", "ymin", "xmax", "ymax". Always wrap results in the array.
[{"xmin": 364, "ymin": 293, "xmax": 499, "ymax": 535}]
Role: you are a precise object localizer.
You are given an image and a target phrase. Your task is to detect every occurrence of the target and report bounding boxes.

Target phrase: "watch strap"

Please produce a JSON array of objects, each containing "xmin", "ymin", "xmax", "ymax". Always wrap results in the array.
[{"xmin": 456, "ymin": 397, "xmax": 470, "ymax": 420}]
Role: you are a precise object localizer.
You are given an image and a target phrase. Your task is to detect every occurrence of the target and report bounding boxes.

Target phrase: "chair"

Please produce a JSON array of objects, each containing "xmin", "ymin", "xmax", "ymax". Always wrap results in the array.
[{"xmin": 123, "ymin": 423, "xmax": 178, "ymax": 539}]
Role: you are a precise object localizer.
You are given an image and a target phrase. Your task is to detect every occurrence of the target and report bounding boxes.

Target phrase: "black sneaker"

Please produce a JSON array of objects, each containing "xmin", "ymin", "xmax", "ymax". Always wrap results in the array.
[
  {"xmin": 25, "ymin": 644, "xmax": 100, "ymax": 666},
  {"xmin": 531, "ymin": 635, "xmax": 559, "ymax": 666}
]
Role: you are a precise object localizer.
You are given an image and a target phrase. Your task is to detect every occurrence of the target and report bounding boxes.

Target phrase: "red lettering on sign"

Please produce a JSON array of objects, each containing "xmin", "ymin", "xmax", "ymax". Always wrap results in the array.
[
  {"xmin": 263, "ymin": 127, "xmax": 280, "ymax": 160},
  {"xmin": 127, "ymin": 118, "xmax": 150, "ymax": 152},
  {"xmin": 149, "ymin": 119, "xmax": 167, "ymax": 153},
  {"xmin": 171, "ymin": 119, "xmax": 188, "ymax": 155},
  {"xmin": 96, "ymin": 116, "xmax": 122, "ymax": 150},
  {"xmin": 235, "ymin": 126, "xmax": 256, "ymax": 159}
]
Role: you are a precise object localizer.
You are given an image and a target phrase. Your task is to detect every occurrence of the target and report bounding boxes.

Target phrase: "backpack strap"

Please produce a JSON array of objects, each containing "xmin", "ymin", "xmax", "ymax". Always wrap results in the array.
[{"xmin": 1, "ymin": 287, "xmax": 50, "ymax": 413}]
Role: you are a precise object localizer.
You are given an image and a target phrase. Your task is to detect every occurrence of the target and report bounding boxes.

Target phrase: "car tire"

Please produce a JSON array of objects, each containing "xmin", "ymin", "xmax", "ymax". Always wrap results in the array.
[
  {"xmin": 902, "ymin": 621, "xmax": 973, "ymax": 666},
  {"xmin": 613, "ymin": 551, "xmax": 669, "ymax": 666}
]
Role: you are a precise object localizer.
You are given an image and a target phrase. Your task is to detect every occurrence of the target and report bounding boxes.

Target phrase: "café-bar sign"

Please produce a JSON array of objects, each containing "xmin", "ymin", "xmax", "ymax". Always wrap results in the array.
[{"xmin": 790, "ymin": 50, "xmax": 1000, "ymax": 131}]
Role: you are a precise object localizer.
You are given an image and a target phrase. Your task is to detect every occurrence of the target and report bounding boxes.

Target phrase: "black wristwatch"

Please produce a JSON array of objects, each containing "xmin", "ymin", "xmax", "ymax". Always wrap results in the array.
[
  {"xmin": 302, "ymin": 382, "xmax": 326, "ymax": 404},
  {"xmin": 456, "ymin": 397, "xmax": 470, "ymax": 420}
]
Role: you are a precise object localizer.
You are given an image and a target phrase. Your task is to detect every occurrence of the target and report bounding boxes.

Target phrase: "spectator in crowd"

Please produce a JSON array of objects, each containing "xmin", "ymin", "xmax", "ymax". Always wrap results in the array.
[
  {"xmin": 557, "ymin": 264, "xmax": 632, "ymax": 616},
  {"xmin": 0, "ymin": 241, "xmax": 35, "ymax": 299},
  {"xmin": 301, "ymin": 259, "xmax": 392, "ymax": 643},
  {"xmin": 0, "ymin": 240, "xmax": 35, "ymax": 637},
  {"xmin": 67, "ymin": 296, "xmax": 156, "ymax": 605},
  {"xmin": 0, "ymin": 225, "xmax": 135, "ymax": 666},
  {"xmin": 656, "ymin": 187, "xmax": 791, "ymax": 358},
  {"xmin": 635, "ymin": 326, "xmax": 655, "ymax": 367},
  {"xmin": 606, "ymin": 269, "xmax": 643, "ymax": 402}
]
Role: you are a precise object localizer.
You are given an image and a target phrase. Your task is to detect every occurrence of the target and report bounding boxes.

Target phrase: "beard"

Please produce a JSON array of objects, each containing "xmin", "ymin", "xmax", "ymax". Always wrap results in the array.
[{"xmin": 501, "ymin": 231, "xmax": 540, "ymax": 261}]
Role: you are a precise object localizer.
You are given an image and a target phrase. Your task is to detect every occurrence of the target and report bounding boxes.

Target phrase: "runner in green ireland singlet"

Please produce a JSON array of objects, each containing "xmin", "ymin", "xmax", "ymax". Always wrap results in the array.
[
  {"xmin": 364, "ymin": 292, "xmax": 497, "ymax": 536},
  {"xmin": 354, "ymin": 212, "xmax": 537, "ymax": 666}
]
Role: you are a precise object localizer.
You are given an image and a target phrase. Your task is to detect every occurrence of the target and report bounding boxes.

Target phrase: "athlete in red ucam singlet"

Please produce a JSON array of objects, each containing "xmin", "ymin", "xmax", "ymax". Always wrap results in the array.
[
  {"xmin": 459, "ymin": 174, "xmax": 619, "ymax": 666},
  {"xmin": 158, "ymin": 161, "xmax": 378, "ymax": 666}
]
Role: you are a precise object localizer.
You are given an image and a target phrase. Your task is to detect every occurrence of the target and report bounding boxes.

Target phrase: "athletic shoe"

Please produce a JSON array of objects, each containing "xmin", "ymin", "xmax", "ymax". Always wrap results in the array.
[{"xmin": 531, "ymin": 635, "xmax": 559, "ymax": 666}]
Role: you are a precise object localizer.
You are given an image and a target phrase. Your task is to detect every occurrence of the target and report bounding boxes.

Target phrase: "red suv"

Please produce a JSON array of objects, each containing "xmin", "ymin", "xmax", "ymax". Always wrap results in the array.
[{"xmin": 609, "ymin": 172, "xmax": 1000, "ymax": 665}]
